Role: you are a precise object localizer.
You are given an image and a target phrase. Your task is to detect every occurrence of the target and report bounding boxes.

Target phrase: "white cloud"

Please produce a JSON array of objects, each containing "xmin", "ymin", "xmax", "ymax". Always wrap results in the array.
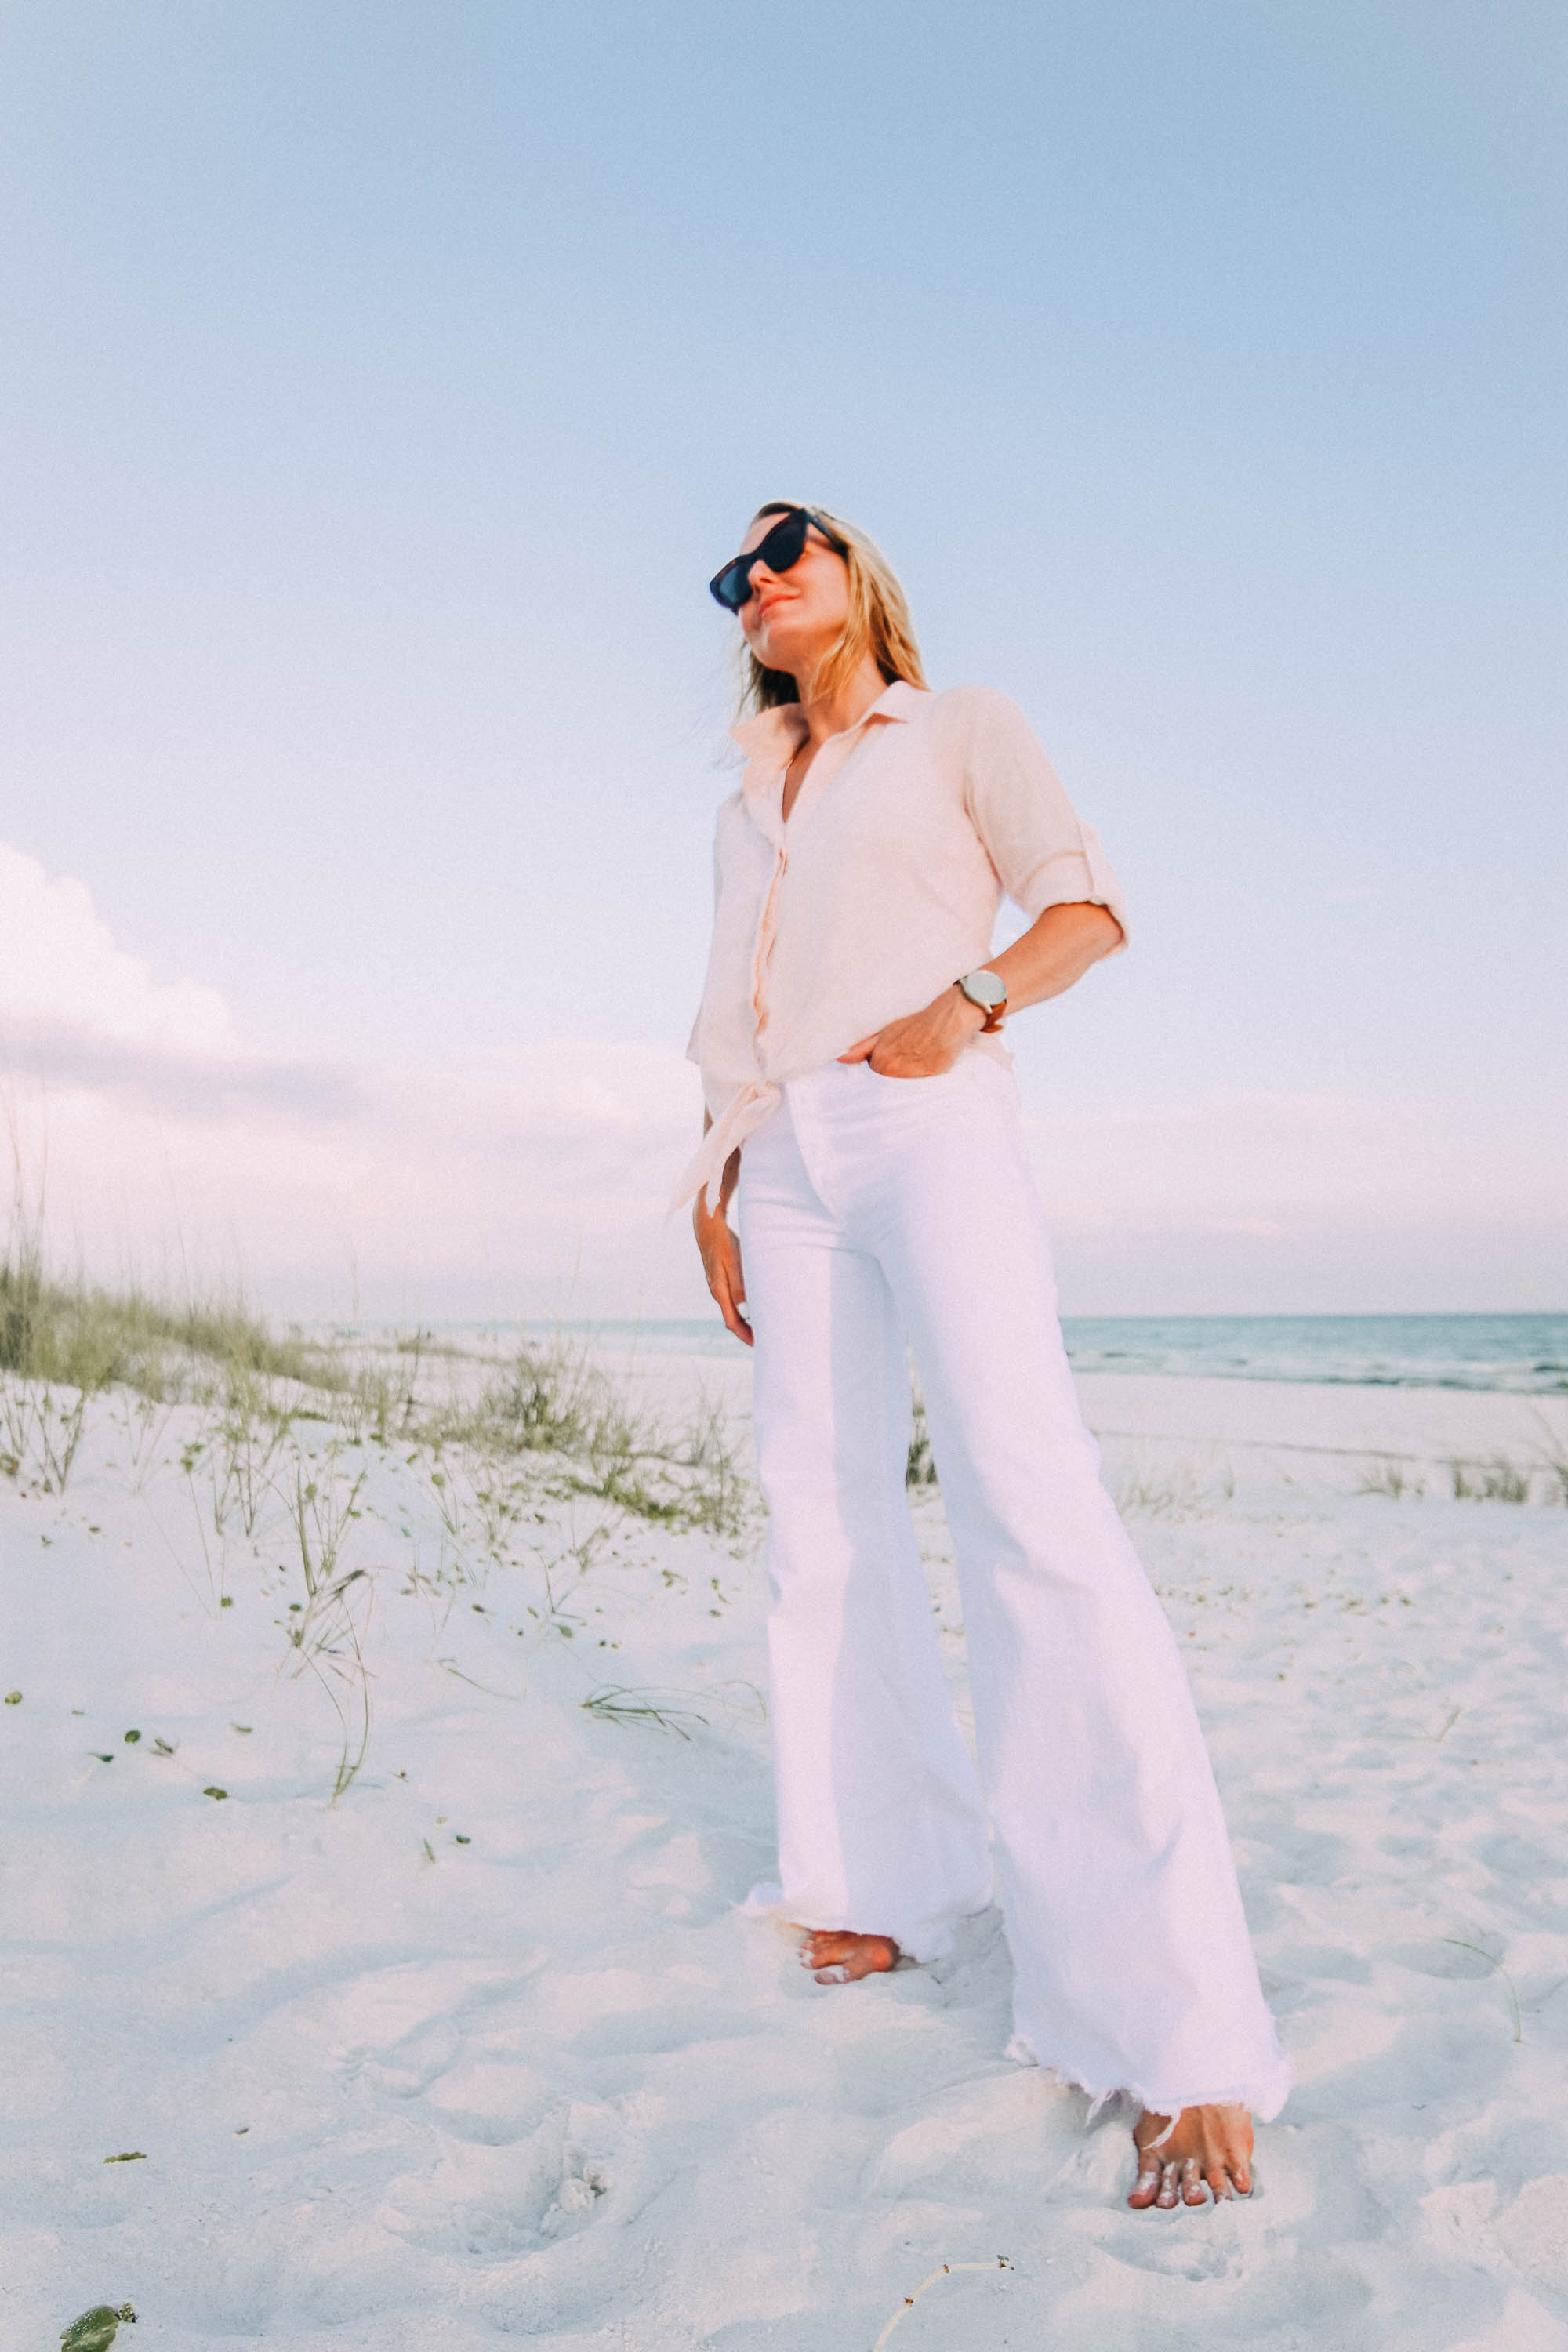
[
  {"xmin": 4, "ymin": 1034, "xmax": 705, "ymax": 1322},
  {"xmin": 0, "ymin": 844, "xmax": 706, "ymax": 1316},
  {"xmin": 0, "ymin": 843, "xmax": 233, "ymax": 1053},
  {"xmin": 2, "ymin": 841, "xmax": 1563, "ymax": 1319}
]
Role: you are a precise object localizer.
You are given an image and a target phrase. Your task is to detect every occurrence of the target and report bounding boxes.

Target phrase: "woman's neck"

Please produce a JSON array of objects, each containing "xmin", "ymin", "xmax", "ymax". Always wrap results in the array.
[{"xmin": 793, "ymin": 652, "xmax": 889, "ymax": 749}]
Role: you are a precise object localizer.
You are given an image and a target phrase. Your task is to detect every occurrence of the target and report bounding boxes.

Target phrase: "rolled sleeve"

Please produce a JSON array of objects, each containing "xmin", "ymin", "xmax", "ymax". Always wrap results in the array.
[{"xmin": 963, "ymin": 689, "xmax": 1130, "ymax": 949}]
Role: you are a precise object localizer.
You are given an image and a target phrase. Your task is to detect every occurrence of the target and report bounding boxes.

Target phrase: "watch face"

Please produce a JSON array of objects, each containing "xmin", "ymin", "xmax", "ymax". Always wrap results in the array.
[{"xmin": 964, "ymin": 969, "xmax": 1005, "ymax": 1008}]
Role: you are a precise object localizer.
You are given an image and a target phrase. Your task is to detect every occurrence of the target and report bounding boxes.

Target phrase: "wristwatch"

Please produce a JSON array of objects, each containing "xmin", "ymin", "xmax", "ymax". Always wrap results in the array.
[{"xmin": 956, "ymin": 968, "xmax": 1007, "ymax": 1031}]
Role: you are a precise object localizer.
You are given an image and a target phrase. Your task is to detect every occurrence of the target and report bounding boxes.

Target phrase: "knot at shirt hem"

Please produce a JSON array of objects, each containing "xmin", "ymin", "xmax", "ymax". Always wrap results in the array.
[{"xmin": 667, "ymin": 1079, "xmax": 781, "ymax": 1218}]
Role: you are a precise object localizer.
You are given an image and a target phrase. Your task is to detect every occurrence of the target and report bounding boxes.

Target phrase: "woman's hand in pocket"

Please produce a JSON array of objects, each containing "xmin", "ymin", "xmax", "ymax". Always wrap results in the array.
[{"xmin": 838, "ymin": 985, "xmax": 985, "ymax": 1079}]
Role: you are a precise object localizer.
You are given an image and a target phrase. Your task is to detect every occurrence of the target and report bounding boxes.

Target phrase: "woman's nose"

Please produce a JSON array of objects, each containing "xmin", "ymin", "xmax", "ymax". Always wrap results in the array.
[{"xmin": 745, "ymin": 559, "xmax": 779, "ymax": 603}]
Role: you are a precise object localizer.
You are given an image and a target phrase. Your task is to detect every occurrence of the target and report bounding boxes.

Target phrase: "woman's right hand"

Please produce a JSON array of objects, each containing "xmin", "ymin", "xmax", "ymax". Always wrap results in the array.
[{"xmin": 693, "ymin": 1159, "xmax": 752, "ymax": 1347}]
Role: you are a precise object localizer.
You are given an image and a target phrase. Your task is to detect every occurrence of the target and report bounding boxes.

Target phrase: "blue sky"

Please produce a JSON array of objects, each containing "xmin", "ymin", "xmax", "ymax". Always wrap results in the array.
[{"xmin": 1, "ymin": 2, "xmax": 1563, "ymax": 1317}]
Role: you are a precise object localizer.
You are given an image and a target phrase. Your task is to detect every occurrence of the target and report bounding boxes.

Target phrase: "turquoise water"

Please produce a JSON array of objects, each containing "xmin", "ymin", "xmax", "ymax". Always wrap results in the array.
[
  {"xmin": 1052, "ymin": 1313, "xmax": 1568, "ymax": 1392},
  {"xmin": 492, "ymin": 1312, "xmax": 1568, "ymax": 1394}
]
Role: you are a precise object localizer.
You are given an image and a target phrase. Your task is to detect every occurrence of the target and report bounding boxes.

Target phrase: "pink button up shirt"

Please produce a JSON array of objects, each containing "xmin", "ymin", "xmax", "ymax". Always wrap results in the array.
[{"xmin": 673, "ymin": 679, "xmax": 1128, "ymax": 1212}]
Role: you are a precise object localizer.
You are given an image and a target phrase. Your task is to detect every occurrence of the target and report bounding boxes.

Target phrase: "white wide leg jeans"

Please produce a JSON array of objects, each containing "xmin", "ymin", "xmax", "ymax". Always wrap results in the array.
[{"xmin": 735, "ymin": 1052, "xmax": 1290, "ymax": 2120}]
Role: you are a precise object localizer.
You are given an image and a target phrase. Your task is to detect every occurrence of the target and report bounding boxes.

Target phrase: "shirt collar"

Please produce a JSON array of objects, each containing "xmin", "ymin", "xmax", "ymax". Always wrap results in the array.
[{"xmin": 728, "ymin": 676, "xmax": 925, "ymax": 762}]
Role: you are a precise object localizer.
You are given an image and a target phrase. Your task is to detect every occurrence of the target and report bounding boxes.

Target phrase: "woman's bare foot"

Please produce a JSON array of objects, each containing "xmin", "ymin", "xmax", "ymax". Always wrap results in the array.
[
  {"xmin": 1128, "ymin": 2104, "xmax": 1254, "ymax": 2209},
  {"xmin": 797, "ymin": 1929, "xmax": 899, "ymax": 1984}
]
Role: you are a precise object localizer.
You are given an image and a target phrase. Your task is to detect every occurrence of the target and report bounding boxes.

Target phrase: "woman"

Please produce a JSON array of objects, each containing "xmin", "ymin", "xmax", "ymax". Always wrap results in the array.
[{"xmin": 675, "ymin": 503, "xmax": 1290, "ymax": 2210}]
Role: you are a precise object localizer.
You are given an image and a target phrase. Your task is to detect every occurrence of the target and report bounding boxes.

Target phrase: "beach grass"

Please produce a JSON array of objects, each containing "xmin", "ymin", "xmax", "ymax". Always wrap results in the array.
[
  {"xmin": 1, "ymin": 1230, "xmax": 345, "ymax": 1404},
  {"xmin": 1356, "ymin": 1458, "xmax": 1423, "ymax": 1500},
  {"xmin": 906, "ymin": 1386, "xmax": 939, "ymax": 1488},
  {"xmin": 1, "ymin": 1206, "xmax": 751, "ymax": 1534},
  {"xmin": 0, "ymin": 1211, "xmax": 764, "ymax": 1798},
  {"xmin": 1449, "ymin": 1455, "xmax": 1533, "ymax": 1504},
  {"xmin": 1530, "ymin": 1414, "xmax": 1568, "ymax": 1506},
  {"xmin": 2, "ymin": 1247, "xmax": 760, "ymax": 1795},
  {"xmin": 580, "ymin": 1684, "xmax": 711, "ymax": 1740}
]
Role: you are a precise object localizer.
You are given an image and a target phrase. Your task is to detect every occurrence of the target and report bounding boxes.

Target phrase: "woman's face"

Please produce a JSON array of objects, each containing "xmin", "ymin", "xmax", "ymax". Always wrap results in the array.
[{"xmin": 734, "ymin": 511, "xmax": 851, "ymax": 687}]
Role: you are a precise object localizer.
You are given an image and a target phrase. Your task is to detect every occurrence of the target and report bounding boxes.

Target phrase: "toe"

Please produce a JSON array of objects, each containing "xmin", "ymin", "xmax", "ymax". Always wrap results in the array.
[
  {"xmin": 1181, "ymin": 2157, "xmax": 1207, "ymax": 2206},
  {"xmin": 800, "ymin": 1932, "xmax": 897, "ymax": 1982},
  {"xmin": 1128, "ymin": 2159, "xmax": 1162, "ymax": 2209},
  {"xmin": 1156, "ymin": 2164, "xmax": 1179, "ymax": 2210}
]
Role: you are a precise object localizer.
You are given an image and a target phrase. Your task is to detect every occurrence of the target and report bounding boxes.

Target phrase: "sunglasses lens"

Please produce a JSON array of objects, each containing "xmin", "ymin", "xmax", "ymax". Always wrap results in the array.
[
  {"xmin": 763, "ymin": 512, "xmax": 809, "ymax": 570},
  {"xmin": 711, "ymin": 559, "xmax": 752, "ymax": 610}
]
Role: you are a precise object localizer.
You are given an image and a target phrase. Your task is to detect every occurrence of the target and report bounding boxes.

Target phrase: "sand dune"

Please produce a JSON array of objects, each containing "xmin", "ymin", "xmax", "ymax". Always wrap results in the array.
[{"xmin": 5, "ymin": 1355, "xmax": 1567, "ymax": 2350}]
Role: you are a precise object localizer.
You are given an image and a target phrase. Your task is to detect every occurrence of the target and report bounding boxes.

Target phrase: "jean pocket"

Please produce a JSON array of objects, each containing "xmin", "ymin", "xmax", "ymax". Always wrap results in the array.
[{"xmin": 862, "ymin": 1052, "xmax": 975, "ymax": 1087}]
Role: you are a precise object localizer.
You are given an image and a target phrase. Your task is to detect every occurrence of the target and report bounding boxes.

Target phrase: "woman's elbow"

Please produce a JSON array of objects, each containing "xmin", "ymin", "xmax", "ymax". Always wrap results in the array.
[{"xmin": 1073, "ymin": 901, "xmax": 1125, "ymax": 960}]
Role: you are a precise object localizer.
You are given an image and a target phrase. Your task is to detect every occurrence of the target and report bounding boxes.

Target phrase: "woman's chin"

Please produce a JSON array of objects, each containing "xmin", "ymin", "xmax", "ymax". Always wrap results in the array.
[{"xmin": 753, "ymin": 627, "xmax": 823, "ymax": 677}]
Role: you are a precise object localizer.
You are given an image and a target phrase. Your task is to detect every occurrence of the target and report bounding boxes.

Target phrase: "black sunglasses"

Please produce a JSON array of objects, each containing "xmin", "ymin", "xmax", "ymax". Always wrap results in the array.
[{"xmin": 709, "ymin": 507, "xmax": 848, "ymax": 612}]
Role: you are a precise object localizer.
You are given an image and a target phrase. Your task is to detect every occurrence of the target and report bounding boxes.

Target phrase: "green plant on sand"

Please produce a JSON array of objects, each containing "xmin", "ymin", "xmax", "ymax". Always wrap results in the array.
[
  {"xmin": 2, "ymin": 1205, "xmax": 764, "ymax": 1795},
  {"xmin": 2, "ymin": 1188, "xmax": 346, "ymax": 1496},
  {"xmin": 281, "ymin": 1450, "xmax": 374, "ymax": 1802},
  {"xmin": 1449, "ymin": 1455, "xmax": 1532, "ymax": 1504},
  {"xmin": 443, "ymin": 1332, "xmax": 753, "ymax": 1539},
  {"xmin": 1356, "ymin": 1457, "xmax": 1419, "ymax": 1499},
  {"xmin": 906, "ymin": 1385, "xmax": 938, "ymax": 1488},
  {"xmin": 60, "ymin": 2308, "xmax": 136, "ymax": 2351},
  {"xmin": 1, "ymin": 1240, "xmax": 344, "ymax": 1403},
  {"xmin": 1529, "ymin": 1412, "xmax": 1568, "ymax": 1507}
]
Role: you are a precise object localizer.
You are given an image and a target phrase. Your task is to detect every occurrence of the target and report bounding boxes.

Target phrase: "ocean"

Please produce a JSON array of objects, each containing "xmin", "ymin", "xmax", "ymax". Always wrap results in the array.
[{"xmin": 507, "ymin": 1312, "xmax": 1568, "ymax": 1394}]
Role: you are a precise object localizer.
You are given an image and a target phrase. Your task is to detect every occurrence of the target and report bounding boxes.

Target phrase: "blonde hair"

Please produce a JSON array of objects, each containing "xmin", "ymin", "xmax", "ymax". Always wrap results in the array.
[{"xmin": 737, "ymin": 501, "xmax": 928, "ymax": 715}]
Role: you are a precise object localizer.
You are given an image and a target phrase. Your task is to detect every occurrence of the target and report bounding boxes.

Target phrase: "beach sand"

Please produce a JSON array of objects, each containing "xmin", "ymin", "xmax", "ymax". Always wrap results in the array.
[{"xmin": 5, "ymin": 1350, "xmax": 1568, "ymax": 2350}]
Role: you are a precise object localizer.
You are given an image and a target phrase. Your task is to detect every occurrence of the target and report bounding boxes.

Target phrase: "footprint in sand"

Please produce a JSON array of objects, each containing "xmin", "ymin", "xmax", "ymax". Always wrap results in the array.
[{"xmin": 379, "ymin": 2103, "xmax": 616, "ymax": 2256}]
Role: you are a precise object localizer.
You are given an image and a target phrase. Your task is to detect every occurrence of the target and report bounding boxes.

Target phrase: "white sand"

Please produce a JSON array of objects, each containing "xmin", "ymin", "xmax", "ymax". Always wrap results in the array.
[{"xmin": 5, "ymin": 1356, "xmax": 1568, "ymax": 2351}]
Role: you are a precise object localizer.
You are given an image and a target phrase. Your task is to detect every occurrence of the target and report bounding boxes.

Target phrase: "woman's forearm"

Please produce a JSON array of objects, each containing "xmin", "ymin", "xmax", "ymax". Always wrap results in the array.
[
  {"xmin": 837, "ymin": 898, "xmax": 1125, "ymax": 1075},
  {"xmin": 987, "ymin": 900, "xmax": 1123, "ymax": 1015}
]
